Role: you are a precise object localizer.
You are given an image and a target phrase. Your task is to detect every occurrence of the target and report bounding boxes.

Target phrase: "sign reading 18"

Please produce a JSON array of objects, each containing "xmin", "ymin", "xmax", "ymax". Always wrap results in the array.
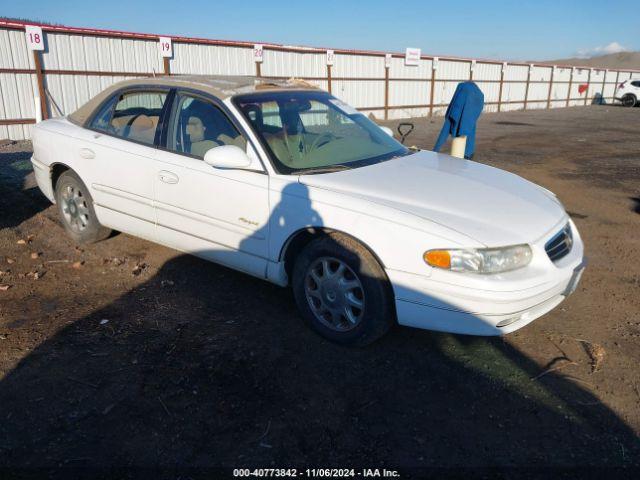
[{"xmin": 25, "ymin": 26, "xmax": 45, "ymax": 51}]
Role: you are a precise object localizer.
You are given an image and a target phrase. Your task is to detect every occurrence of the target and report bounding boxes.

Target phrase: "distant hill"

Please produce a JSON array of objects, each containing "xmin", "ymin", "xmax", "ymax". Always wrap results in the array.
[{"xmin": 541, "ymin": 52, "xmax": 640, "ymax": 70}]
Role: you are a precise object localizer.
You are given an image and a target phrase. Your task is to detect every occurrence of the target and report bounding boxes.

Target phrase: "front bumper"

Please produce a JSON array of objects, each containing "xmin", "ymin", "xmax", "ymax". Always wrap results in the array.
[
  {"xmin": 31, "ymin": 155, "xmax": 55, "ymax": 203},
  {"xmin": 388, "ymin": 218, "xmax": 586, "ymax": 336}
]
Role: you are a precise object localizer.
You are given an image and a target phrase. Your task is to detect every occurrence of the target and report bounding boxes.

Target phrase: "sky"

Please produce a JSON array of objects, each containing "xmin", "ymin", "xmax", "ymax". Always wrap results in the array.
[{"xmin": 1, "ymin": 0, "xmax": 637, "ymax": 61}]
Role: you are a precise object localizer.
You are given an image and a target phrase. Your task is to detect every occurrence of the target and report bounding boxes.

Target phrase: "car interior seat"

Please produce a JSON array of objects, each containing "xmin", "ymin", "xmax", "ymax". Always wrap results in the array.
[
  {"xmin": 127, "ymin": 114, "xmax": 158, "ymax": 144},
  {"xmin": 186, "ymin": 116, "xmax": 219, "ymax": 158}
]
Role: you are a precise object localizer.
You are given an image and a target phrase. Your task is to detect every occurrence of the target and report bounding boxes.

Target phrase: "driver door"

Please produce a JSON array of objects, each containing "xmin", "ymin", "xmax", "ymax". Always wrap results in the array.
[{"xmin": 153, "ymin": 92, "xmax": 270, "ymax": 278}]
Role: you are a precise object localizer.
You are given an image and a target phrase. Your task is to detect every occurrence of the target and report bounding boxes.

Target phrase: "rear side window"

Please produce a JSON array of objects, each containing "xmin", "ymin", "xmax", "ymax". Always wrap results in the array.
[
  {"xmin": 90, "ymin": 90, "xmax": 167, "ymax": 145},
  {"xmin": 90, "ymin": 95, "xmax": 118, "ymax": 132},
  {"xmin": 631, "ymin": 81, "xmax": 640, "ymax": 88}
]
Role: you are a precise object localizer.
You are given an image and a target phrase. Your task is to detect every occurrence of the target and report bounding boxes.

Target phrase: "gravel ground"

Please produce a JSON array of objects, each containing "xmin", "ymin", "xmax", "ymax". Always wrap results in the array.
[{"xmin": 0, "ymin": 105, "xmax": 639, "ymax": 477}]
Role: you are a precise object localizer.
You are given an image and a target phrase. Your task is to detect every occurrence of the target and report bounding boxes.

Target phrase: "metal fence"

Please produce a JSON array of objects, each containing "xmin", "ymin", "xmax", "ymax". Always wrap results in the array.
[{"xmin": 1, "ymin": 18, "xmax": 639, "ymax": 140}]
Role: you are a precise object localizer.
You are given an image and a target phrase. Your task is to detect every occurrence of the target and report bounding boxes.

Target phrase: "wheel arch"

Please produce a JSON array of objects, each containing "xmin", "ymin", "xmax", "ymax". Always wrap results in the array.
[
  {"xmin": 280, "ymin": 226, "xmax": 388, "ymax": 282},
  {"xmin": 50, "ymin": 162, "xmax": 72, "ymax": 193}
]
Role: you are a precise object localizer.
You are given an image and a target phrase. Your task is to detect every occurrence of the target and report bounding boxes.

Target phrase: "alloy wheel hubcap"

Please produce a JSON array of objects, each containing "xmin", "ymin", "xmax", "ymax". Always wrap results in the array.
[
  {"xmin": 61, "ymin": 185, "xmax": 90, "ymax": 232},
  {"xmin": 304, "ymin": 256, "xmax": 365, "ymax": 332}
]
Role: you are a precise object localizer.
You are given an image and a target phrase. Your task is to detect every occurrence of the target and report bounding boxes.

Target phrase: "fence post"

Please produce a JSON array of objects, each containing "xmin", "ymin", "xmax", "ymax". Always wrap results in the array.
[
  {"xmin": 600, "ymin": 70, "xmax": 607, "ymax": 104},
  {"xmin": 613, "ymin": 70, "xmax": 621, "ymax": 103},
  {"xmin": 497, "ymin": 62, "xmax": 506, "ymax": 112},
  {"xmin": 566, "ymin": 67, "xmax": 574, "ymax": 107},
  {"xmin": 523, "ymin": 64, "xmax": 532, "ymax": 110},
  {"xmin": 546, "ymin": 66, "xmax": 554, "ymax": 109},
  {"xmin": 32, "ymin": 50, "xmax": 48, "ymax": 120},
  {"xmin": 163, "ymin": 57, "xmax": 171, "ymax": 75},
  {"xmin": 469, "ymin": 60, "xmax": 474, "ymax": 81},
  {"xmin": 429, "ymin": 57, "xmax": 437, "ymax": 117},
  {"xmin": 384, "ymin": 59, "xmax": 390, "ymax": 120},
  {"xmin": 584, "ymin": 68, "xmax": 592, "ymax": 105},
  {"xmin": 327, "ymin": 64, "xmax": 332, "ymax": 94}
]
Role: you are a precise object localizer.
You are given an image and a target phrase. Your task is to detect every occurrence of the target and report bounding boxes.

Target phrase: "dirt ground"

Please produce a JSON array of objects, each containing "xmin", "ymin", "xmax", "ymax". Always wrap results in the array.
[{"xmin": 0, "ymin": 105, "xmax": 639, "ymax": 477}]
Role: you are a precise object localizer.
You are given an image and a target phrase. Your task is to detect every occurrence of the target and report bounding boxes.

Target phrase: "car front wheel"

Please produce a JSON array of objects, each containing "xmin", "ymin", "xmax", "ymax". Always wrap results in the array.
[
  {"xmin": 621, "ymin": 94, "xmax": 636, "ymax": 107},
  {"xmin": 55, "ymin": 170, "xmax": 111, "ymax": 244},
  {"xmin": 292, "ymin": 232, "xmax": 395, "ymax": 346}
]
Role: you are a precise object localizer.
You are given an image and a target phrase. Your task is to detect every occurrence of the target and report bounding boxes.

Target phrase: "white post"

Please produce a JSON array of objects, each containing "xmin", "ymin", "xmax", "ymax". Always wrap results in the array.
[
  {"xmin": 450, "ymin": 136, "xmax": 467, "ymax": 159},
  {"xmin": 34, "ymin": 95, "xmax": 43, "ymax": 123}
]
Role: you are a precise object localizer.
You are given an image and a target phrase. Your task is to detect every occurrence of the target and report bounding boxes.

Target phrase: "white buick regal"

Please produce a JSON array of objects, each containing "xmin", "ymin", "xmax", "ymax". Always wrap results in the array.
[{"xmin": 31, "ymin": 76, "xmax": 585, "ymax": 345}]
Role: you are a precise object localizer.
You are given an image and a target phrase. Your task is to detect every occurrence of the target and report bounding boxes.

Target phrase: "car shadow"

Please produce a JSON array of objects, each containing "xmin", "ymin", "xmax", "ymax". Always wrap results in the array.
[
  {"xmin": 0, "ymin": 143, "xmax": 50, "ymax": 230},
  {"xmin": 0, "ymin": 253, "xmax": 638, "ymax": 475},
  {"xmin": 1, "ymin": 243, "xmax": 639, "ymax": 474}
]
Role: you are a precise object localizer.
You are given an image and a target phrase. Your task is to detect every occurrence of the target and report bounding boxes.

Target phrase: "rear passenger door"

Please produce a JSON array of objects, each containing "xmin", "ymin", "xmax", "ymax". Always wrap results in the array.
[{"xmin": 81, "ymin": 88, "xmax": 169, "ymax": 241}]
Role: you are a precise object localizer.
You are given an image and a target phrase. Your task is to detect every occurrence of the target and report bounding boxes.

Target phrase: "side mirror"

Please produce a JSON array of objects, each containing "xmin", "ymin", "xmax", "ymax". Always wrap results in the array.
[
  {"xmin": 380, "ymin": 126, "xmax": 394, "ymax": 137},
  {"xmin": 204, "ymin": 145, "xmax": 253, "ymax": 169}
]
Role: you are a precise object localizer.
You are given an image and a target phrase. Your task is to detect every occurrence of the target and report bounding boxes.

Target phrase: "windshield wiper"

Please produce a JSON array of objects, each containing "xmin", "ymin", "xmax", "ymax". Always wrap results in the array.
[{"xmin": 298, "ymin": 165, "xmax": 352, "ymax": 175}]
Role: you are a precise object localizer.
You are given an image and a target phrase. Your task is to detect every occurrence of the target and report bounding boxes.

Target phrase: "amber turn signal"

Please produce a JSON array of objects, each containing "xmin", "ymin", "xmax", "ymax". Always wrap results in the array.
[{"xmin": 424, "ymin": 250, "xmax": 451, "ymax": 269}]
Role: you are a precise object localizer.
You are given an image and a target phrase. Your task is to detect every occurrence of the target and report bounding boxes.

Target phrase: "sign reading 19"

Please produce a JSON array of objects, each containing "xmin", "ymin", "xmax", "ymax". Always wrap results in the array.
[{"xmin": 158, "ymin": 37, "xmax": 173, "ymax": 58}]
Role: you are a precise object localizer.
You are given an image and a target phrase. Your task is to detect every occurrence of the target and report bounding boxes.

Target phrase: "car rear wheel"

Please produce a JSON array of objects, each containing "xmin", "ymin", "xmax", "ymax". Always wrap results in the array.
[
  {"xmin": 55, "ymin": 170, "xmax": 111, "ymax": 244},
  {"xmin": 292, "ymin": 232, "xmax": 395, "ymax": 346},
  {"xmin": 621, "ymin": 94, "xmax": 636, "ymax": 107}
]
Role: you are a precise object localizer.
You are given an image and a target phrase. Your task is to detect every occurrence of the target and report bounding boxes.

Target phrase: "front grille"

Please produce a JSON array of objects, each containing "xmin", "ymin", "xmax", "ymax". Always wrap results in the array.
[{"xmin": 545, "ymin": 223, "xmax": 573, "ymax": 262}]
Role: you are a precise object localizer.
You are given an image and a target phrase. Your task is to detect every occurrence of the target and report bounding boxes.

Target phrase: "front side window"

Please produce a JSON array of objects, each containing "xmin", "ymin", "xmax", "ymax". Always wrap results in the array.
[
  {"xmin": 167, "ymin": 94, "xmax": 247, "ymax": 159},
  {"xmin": 233, "ymin": 91, "xmax": 409, "ymax": 174},
  {"xmin": 90, "ymin": 90, "xmax": 167, "ymax": 145}
]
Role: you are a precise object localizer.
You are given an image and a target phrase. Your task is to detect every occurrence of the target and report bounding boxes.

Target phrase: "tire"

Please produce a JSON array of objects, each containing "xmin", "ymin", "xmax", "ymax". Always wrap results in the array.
[
  {"xmin": 54, "ymin": 170, "xmax": 111, "ymax": 244},
  {"xmin": 292, "ymin": 232, "xmax": 395, "ymax": 346},
  {"xmin": 621, "ymin": 94, "xmax": 636, "ymax": 107}
]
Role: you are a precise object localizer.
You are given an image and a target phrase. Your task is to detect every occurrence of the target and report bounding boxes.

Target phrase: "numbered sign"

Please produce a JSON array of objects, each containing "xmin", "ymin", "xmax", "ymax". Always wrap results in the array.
[
  {"xmin": 432, "ymin": 56, "xmax": 439, "ymax": 71},
  {"xmin": 405, "ymin": 47, "xmax": 421, "ymax": 66},
  {"xmin": 384, "ymin": 54, "xmax": 392, "ymax": 68},
  {"xmin": 470, "ymin": 59, "xmax": 476, "ymax": 72},
  {"xmin": 25, "ymin": 25, "xmax": 44, "ymax": 51},
  {"xmin": 326, "ymin": 50, "xmax": 335, "ymax": 66},
  {"xmin": 158, "ymin": 37, "xmax": 172, "ymax": 58},
  {"xmin": 253, "ymin": 44, "xmax": 263, "ymax": 63},
  {"xmin": 502, "ymin": 62, "xmax": 508, "ymax": 73}
]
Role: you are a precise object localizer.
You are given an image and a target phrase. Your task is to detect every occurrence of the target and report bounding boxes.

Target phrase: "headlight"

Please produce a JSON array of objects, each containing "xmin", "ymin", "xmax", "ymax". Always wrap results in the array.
[{"xmin": 424, "ymin": 244, "xmax": 532, "ymax": 274}]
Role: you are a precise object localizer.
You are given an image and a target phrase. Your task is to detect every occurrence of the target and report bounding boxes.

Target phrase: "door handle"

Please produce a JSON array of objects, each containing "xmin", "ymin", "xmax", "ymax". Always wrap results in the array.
[
  {"xmin": 79, "ymin": 148, "xmax": 95, "ymax": 159},
  {"xmin": 158, "ymin": 170, "xmax": 179, "ymax": 184}
]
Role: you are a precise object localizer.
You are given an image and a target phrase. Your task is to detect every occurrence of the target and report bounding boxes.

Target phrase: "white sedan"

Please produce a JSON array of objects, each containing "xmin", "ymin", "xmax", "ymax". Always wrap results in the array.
[{"xmin": 30, "ymin": 75, "xmax": 586, "ymax": 345}]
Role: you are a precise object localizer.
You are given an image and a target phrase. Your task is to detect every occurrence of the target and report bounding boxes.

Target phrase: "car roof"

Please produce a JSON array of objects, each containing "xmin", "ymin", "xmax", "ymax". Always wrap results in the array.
[{"xmin": 68, "ymin": 75, "xmax": 319, "ymax": 126}]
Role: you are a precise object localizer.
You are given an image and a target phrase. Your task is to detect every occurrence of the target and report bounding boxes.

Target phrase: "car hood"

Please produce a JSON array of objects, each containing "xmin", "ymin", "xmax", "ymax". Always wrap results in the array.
[{"xmin": 298, "ymin": 150, "xmax": 566, "ymax": 247}]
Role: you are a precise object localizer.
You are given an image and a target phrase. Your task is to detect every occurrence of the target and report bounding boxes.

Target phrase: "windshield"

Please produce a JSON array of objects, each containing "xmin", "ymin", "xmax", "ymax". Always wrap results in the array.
[{"xmin": 233, "ymin": 90, "xmax": 410, "ymax": 174}]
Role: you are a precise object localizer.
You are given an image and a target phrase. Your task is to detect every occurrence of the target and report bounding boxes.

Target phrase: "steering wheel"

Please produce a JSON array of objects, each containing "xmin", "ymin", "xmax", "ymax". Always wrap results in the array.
[{"xmin": 309, "ymin": 132, "xmax": 336, "ymax": 152}]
